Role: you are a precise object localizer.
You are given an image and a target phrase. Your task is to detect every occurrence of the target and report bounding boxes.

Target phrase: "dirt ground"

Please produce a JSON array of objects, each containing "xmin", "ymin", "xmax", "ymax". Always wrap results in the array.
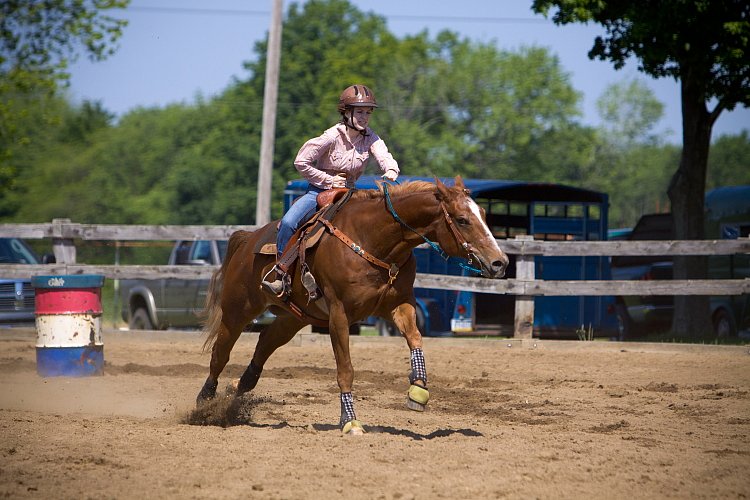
[{"xmin": 0, "ymin": 327, "xmax": 748, "ymax": 500}]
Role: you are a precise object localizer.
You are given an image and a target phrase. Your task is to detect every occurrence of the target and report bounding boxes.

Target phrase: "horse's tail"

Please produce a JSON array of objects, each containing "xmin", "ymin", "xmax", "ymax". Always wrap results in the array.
[{"xmin": 200, "ymin": 231, "xmax": 248, "ymax": 353}]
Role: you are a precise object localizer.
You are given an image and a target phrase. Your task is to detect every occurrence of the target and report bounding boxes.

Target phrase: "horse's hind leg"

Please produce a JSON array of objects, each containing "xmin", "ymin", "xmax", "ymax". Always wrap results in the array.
[
  {"xmin": 236, "ymin": 313, "xmax": 306, "ymax": 396},
  {"xmin": 197, "ymin": 305, "xmax": 263, "ymax": 403},
  {"xmin": 196, "ymin": 320, "xmax": 244, "ymax": 402}
]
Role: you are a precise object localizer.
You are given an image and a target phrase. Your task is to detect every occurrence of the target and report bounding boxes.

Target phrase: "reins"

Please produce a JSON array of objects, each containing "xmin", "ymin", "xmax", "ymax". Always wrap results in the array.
[{"xmin": 381, "ymin": 182, "xmax": 483, "ymax": 274}]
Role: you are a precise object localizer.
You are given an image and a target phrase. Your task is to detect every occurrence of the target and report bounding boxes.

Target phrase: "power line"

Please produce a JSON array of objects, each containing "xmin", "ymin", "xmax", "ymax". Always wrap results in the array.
[
  {"xmin": 385, "ymin": 15, "xmax": 547, "ymax": 25},
  {"xmin": 128, "ymin": 5, "xmax": 548, "ymax": 24},
  {"xmin": 129, "ymin": 6, "xmax": 268, "ymax": 17}
]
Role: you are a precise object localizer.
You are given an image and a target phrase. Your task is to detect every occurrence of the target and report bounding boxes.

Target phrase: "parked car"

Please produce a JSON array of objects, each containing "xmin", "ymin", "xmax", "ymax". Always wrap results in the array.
[
  {"xmin": 612, "ymin": 187, "xmax": 750, "ymax": 340},
  {"xmin": 0, "ymin": 238, "xmax": 43, "ymax": 326}
]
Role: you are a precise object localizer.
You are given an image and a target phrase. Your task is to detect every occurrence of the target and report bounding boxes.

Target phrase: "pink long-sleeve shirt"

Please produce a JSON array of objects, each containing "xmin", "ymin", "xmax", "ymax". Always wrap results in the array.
[{"xmin": 294, "ymin": 123, "xmax": 399, "ymax": 189}]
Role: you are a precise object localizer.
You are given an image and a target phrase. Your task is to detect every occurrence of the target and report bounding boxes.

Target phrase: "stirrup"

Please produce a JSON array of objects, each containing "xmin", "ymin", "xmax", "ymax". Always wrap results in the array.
[{"xmin": 261, "ymin": 266, "xmax": 288, "ymax": 297}]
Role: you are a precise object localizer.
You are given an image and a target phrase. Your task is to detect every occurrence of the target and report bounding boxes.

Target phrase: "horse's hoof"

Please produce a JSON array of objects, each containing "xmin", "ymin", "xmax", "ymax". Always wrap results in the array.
[
  {"xmin": 342, "ymin": 420, "xmax": 365, "ymax": 435},
  {"xmin": 406, "ymin": 398, "xmax": 426, "ymax": 412},
  {"xmin": 196, "ymin": 378, "xmax": 218, "ymax": 405},
  {"xmin": 406, "ymin": 384, "xmax": 429, "ymax": 412},
  {"xmin": 225, "ymin": 379, "xmax": 240, "ymax": 395}
]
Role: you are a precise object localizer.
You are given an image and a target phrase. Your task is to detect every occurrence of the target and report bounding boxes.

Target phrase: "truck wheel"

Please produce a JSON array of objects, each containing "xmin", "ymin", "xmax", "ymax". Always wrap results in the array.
[
  {"xmin": 130, "ymin": 307, "xmax": 154, "ymax": 330},
  {"xmin": 376, "ymin": 319, "xmax": 398, "ymax": 337},
  {"xmin": 712, "ymin": 309, "xmax": 736, "ymax": 340}
]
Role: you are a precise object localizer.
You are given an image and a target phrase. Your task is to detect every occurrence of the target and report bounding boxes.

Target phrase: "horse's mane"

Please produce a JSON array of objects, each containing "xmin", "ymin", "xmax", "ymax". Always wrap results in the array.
[{"xmin": 351, "ymin": 180, "xmax": 437, "ymax": 201}]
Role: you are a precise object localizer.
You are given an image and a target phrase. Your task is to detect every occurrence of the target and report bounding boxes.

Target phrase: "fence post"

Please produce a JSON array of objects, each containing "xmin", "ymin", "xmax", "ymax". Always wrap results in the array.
[
  {"xmin": 513, "ymin": 235, "xmax": 535, "ymax": 339},
  {"xmin": 51, "ymin": 218, "xmax": 76, "ymax": 264}
]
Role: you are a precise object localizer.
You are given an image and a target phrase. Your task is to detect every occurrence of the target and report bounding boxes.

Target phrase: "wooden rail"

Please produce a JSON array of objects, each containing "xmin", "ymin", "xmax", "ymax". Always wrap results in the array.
[{"xmin": 2, "ymin": 220, "xmax": 749, "ymax": 338}]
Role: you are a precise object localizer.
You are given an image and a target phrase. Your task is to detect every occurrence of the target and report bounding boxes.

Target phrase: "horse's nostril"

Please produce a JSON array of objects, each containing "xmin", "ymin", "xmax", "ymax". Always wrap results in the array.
[{"xmin": 491, "ymin": 261, "xmax": 507, "ymax": 278}]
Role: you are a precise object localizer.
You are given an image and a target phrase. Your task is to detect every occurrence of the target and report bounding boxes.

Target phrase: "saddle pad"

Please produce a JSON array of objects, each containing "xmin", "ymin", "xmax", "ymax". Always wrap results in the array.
[
  {"xmin": 253, "ymin": 224, "xmax": 278, "ymax": 255},
  {"xmin": 259, "ymin": 243, "xmax": 276, "ymax": 255},
  {"xmin": 305, "ymin": 222, "xmax": 326, "ymax": 249}
]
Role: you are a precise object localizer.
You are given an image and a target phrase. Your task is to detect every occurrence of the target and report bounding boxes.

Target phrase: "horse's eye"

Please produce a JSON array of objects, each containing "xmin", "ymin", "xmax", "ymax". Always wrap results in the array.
[{"xmin": 456, "ymin": 217, "xmax": 470, "ymax": 226}]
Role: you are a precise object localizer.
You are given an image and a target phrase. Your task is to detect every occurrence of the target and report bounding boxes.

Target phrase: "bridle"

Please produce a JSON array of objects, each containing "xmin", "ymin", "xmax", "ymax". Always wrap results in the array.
[{"xmin": 382, "ymin": 182, "xmax": 483, "ymax": 275}]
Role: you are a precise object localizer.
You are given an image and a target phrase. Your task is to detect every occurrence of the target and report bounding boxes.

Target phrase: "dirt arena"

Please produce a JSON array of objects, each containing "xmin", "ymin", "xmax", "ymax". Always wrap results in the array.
[{"xmin": 1, "ymin": 327, "xmax": 748, "ymax": 499}]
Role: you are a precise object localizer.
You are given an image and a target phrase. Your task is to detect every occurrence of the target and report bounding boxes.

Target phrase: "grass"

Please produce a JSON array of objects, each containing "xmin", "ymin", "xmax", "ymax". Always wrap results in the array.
[
  {"xmin": 635, "ymin": 330, "xmax": 749, "ymax": 345},
  {"xmin": 100, "ymin": 279, "xmax": 126, "ymax": 329},
  {"xmin": 576, "ymin": 324, "xmax": 595, "ymax": 341}
]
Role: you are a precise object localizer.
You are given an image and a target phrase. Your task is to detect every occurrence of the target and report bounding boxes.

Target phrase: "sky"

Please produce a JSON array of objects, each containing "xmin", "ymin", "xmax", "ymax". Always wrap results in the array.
[{"xmin": 68, "ymin": 0, "xmax": 750, "ymax": 144}]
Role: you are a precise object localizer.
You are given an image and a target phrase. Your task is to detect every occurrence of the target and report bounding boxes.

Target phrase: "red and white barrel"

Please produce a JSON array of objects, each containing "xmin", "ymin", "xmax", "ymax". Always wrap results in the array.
[{"xmin": 31, "ymin": 275, "xmax": 105, "ymax": 377}]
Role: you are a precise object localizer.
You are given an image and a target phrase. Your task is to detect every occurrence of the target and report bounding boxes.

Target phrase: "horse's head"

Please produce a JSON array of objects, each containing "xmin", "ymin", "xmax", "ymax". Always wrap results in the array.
[{"xmin": 434, "ymin": 176, "xmax": 509, "ymax": 278}]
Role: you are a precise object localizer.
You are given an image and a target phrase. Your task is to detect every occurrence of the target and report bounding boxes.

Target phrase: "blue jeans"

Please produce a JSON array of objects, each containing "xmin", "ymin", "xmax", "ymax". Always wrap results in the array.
[{"xmin": 277, "ymin": 185, "xmax": 325, "ymax": 258}]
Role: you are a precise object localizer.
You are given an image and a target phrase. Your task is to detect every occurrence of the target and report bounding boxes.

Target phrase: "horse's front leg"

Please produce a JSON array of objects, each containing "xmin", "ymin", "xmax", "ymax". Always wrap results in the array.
[
  {"xmin": 327, "ymin": 300, "xmax": 364, "ymax": 435},
  {"xmin": 391, "ymin": 302, "xmax": 430, "ymax": 412}
]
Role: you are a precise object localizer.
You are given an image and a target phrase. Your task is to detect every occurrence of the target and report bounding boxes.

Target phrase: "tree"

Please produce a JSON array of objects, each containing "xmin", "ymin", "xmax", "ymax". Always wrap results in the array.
[
  {"xmin": 596, "ymin": 78, "xmax": 666, "ymax": 148},
  {"xmin": 0, "ymin": 0, "xmax": 129, "ymax": 202},
  {"xmin": 591, "ymin": 79, "xmax": 676, "ymax": 227},
  {"xmin": 532, "ymin": 0, "xmax": 750, "ymax": 338}
]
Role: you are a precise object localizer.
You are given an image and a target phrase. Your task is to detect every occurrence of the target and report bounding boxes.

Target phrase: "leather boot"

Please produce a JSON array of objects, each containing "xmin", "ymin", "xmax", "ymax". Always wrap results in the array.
[{"xmin": 261, "ymin": 265, "xmax": 286, "ymax": 295}]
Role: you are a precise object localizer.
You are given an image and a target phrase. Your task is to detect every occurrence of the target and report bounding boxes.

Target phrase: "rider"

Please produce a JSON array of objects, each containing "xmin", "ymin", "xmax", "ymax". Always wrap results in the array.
[{"xmin": 262, "ymin": 84, "xmax": 400, "ymax": 295}]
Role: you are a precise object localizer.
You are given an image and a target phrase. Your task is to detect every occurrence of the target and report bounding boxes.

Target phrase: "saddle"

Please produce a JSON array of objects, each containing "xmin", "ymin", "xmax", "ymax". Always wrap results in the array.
[
  {"xmin": 258, "ymin": 188, "xmax": 354, "ymax": 307},
  {"xmin": 254, "ymin": 188, "xmax": 350, "ymax": 256}
]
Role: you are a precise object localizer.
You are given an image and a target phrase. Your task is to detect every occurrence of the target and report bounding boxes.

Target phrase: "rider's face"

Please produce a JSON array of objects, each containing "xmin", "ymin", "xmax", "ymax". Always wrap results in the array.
[{"xmin": 351, "ymin": 107, "xmax": 373, "ymax": 130}]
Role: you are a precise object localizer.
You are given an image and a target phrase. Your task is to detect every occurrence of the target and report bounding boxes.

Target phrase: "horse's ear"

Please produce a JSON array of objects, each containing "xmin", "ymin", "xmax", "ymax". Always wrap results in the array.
[
  {"xmin": 455, "ymin": 175, "xmax": 471, "ymax": 195},
  {"xmin": 434, "ymin": 176, "xmax": 450, "ymax": 200}
]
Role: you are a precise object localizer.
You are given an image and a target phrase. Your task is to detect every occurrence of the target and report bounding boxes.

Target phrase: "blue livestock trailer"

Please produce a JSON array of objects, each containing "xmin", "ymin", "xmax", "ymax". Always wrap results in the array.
[{"xmin": 284, "ymin": 176, "xmax": 618, "ymax": 338}]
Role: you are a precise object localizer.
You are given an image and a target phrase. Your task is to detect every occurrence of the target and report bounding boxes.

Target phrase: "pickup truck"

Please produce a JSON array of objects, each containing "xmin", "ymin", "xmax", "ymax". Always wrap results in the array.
[
  {"xmin": 610, "ymin": 207, "xmax": 750, "ymax": 340},
  {"xmin": 0, "ymin": 238, "xmax": 50, "ymax": 326},
  {"xmin": 120, "ymin": 240, "xmax": 273, "ymax": 331}
]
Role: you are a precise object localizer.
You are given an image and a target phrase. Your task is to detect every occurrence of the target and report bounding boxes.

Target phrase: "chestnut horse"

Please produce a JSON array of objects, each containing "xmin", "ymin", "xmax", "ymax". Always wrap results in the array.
[{"xmin": 197, "ymin": 176, "xmax": 508, "ymax": 434}]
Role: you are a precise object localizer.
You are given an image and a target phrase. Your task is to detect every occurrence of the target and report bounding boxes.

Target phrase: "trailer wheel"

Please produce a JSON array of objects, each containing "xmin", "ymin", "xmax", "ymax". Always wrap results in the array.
[
  {"xmin": 615, "ymin": 304, "xmax": 633, "ymax": 341},
  {"xmin": 130, "ymin": 307, "xmax": 154, "ymax": 330},
  {"xmin": 415, "ymin": 306, "xmax": 426, "ymax": 336},
  {"xmin": 376, "ymin": 319, "xmax": 397, "ymax": 337}
]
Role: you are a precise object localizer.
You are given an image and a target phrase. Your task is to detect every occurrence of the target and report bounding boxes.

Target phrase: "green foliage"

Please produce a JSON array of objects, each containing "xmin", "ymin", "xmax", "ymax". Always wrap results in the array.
[
  {"xmin": 707, "ymin": 131, "xmax": 750, "ymax": 189},
  {"xmin": 532, "ymin": 0, "xmax": 750, "ymax": 109},
  {"xmin": 3, "ymin": 0, "xmax": 748, "ymax": 232},
  {"xmin": 0, "ymin": 0, "xmax": 129, "ymax": 208},
  {"xmin": 596, "ymin": 78, "xmax": 666, "ymax": 148},
  {"xmin": 0, "ymin": 0, "xmax": 130, "ymax": 76}
]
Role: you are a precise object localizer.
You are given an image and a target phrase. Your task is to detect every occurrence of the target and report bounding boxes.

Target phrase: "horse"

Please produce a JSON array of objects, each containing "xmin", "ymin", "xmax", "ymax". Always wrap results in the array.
[{"xmin": 196, "ymin": 176, "xmax": 509, "ymax": 434}]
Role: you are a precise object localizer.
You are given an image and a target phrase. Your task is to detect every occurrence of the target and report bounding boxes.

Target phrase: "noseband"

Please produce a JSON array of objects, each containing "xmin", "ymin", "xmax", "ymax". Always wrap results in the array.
[{"xmin": 382, "ymin": 183, "xmax": 483, "ymax": 274}]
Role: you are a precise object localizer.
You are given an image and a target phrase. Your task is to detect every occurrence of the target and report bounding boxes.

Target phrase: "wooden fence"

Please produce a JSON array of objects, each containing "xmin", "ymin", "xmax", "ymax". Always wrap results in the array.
[{"xmin": 2, "ymin": 219, "xmax": 749, "ymax": 338}]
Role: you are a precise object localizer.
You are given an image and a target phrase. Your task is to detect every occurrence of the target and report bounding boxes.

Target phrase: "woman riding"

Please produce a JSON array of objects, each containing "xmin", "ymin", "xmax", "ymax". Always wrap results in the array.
[{"xmin": 262, "ymin": 84, "xmax": 400, "ymax": 294}]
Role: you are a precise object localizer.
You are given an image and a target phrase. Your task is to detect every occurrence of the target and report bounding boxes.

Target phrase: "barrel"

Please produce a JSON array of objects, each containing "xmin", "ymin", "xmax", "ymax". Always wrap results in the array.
[{"xmin": 32, "ymin": 274, "xmax": 105, "ymax": 377}]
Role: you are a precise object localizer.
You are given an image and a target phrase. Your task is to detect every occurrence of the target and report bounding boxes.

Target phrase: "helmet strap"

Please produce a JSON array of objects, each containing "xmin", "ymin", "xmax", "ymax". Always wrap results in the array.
[{"xmin": 345, "ymin": 108, "xmax": 368, "ymax": 136}]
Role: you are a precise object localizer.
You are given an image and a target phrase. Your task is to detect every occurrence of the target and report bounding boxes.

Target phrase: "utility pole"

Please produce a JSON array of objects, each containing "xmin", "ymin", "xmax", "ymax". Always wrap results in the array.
[{"xmin": 255, "ymin": 0, "xmax": 282, "ymax": 225}]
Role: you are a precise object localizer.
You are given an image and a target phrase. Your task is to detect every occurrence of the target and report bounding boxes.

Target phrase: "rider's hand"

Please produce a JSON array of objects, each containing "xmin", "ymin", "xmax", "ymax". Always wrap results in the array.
[
  {"xmin": 382, "ymin": 170, "xmax": 398, "ymax": 182},
  {"xmin": 331, "ymin": 173, "xmax": 347, "ymax": 188}
]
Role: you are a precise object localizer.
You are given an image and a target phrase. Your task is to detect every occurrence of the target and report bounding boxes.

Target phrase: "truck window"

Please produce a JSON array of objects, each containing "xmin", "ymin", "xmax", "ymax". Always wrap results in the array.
[
  {"xmin": 173, "ymin": 241, "xmax": 192, "ymax": 265},
  {"xmin": 191, "ymin": 240, "xmax": 213, "ymax": 264}
]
